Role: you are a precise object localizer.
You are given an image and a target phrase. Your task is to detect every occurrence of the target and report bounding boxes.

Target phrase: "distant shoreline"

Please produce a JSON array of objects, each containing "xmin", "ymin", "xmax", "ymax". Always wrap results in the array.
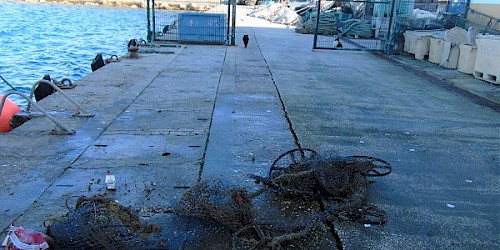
[{"xmin": 17, "ymin": 0, "xmax": 223, "ymax": 10}]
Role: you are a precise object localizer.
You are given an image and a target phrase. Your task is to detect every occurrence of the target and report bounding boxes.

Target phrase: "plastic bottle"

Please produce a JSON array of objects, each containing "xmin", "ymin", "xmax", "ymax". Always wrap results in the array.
[{"xmin": 105, "ymin": 171, "xmax": 116, "ymax": 190}]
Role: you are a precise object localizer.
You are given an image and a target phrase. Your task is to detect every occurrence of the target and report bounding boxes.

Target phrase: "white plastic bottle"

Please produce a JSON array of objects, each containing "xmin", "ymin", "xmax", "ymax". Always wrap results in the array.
[{"xmin": 105, "ymin": 171, "xmax": 116, "ymax": 190}]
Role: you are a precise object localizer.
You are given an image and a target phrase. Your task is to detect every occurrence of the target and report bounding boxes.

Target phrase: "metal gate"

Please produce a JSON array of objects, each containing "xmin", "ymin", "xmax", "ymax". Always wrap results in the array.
[
  {"xmin": 312, "ymin": 0, "xmax": 395, "ymax": 51},
  {"xmin": 146, "ymin": 0, "xmax": 236, "ymax": 45},
  {"xmin": 312, "ymin": 0, "xmax": 480, "ymax": 53}
]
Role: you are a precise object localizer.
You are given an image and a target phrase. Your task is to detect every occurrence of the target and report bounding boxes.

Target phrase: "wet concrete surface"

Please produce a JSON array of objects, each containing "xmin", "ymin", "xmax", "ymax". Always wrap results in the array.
[
  {"xmin": 252, "ymin": 16, "xmax": 499, "ymax": 249},
  {"xmin": 1, "ymin": 6, "xmax": 499, "ymax": 249}
]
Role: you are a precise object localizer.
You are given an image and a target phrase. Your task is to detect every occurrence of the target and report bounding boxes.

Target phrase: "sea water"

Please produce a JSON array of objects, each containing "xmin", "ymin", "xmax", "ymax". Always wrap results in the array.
[{"xmin": 0, "ymin": 0, "xmax": 150, "ymax": 107}]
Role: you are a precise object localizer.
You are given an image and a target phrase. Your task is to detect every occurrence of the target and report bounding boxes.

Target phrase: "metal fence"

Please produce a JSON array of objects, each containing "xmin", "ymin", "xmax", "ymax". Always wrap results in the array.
[
  {"xmin": 454, "ymin": 8, "xmax": 500, "ymax": 34},
  {"xmin": 312, "ymin": 0, "xmax": 395, "ymax": 51},
  {"xmin": 146, "ymin": 0, "xmax": 235, "ymax": 44},
  {"xmin": 392, "ymin": 0, "xmax": 472, "ymax": 32},
  {"xmin": 311, "ymin": 0, "xmax": 496, "ymax": 54},
  {"xmin": 387, "ymin": 0, "xmax": 474, "ymax": 54}
]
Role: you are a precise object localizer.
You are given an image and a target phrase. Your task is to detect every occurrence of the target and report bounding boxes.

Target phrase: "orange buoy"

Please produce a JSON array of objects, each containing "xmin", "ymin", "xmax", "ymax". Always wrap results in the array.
[{"xmin": 0, "ymin": 94, "xmax": 21, "ymax": 133}]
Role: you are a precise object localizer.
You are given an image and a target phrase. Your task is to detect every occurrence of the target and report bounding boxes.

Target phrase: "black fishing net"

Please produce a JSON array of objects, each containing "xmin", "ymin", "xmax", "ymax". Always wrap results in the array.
[
  {"xmin": 250, "ymin": 149, "xmax": 392, "ymax": 225},
  {"xmin": 232, "ymin": 218, "xmax": 328, "ymax": 250},
  {"xmin": 172, "ymin": 179, "xmax": 254, "ymax": 231},
  {"xmin": 41, "ymin": 149, "xmax": 391, "ymax": 249},
  {"xmin": 45, "ymin": 195, "xmax": 165, "ymax": 250},
  {"xmin": 312, "ymin": 157, "xmax": 371, "ymax": 198}
]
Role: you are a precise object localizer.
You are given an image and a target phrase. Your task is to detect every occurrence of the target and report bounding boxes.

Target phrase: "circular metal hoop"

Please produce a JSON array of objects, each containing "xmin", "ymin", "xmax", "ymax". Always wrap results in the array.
[
  {"xmin": 269, "ymin": 148, "xmax": 318, "ymax": 178},
  {"xmin": 347, "ymin": 156, "xmax": 392, "ymax": 177}
]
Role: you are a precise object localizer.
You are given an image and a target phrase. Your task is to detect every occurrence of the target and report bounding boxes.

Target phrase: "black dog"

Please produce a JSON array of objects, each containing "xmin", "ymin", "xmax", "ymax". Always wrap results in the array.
[{"xmin": 243, "ymin": 35, "xmax": 249, "ymax": 48}]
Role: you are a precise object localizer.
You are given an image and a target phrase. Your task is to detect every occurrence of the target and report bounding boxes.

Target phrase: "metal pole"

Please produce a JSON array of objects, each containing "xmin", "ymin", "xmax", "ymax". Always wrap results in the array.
[
  {"xmin": 146, "ymin": 0, "xmax": 152, "ymax": 42},
  {"xmin": 464, "ymin": 0, "xmax": 471, "ymax": 19},
  {"xmin": 385, "ymin": 0, "xmax": 398, "ymax": 55},
  {"xmin": 231, "ymin": 0, "xmax": 236, "ymax": 45},
  {"xmin": 227, "ymin": 0, "xmax": 231, "ymax": 45},
  {"xmin": 152, "ymin": 0, "xmax": 156, "ymax": 41},
  {"xmin": 312, "ymin": 0, "xmax": 321, "ymax": 49}
]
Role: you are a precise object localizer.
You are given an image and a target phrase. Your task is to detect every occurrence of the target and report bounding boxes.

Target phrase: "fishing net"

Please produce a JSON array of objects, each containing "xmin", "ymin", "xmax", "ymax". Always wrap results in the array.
[
  {"xmin": 45, "ymin": 195, "xmax": 165, "ymax": 250},
  {"xmin": 324, "ymin": 203, "xmax": 388, "ymax": 225},
  {"xmin": 172, "ymin": 179, "xmax": 254, "ymax": 231},
  {"xmin": 232, "ymin": 218, "xmax": 328, "ymax": 250},
  {"xmin": 251, "ymin": 149, "xmax": 391, "ymax": 225},
  {"xmin": 40, "ymin": 149, "xmax": 390, "ymax": 249},
  {"xmin": 312, "ymin": 157, "xmax": 372, "ymax": 198}
]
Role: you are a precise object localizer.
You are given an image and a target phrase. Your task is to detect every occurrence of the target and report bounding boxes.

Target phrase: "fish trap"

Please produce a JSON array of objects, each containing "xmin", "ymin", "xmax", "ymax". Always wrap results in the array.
[
  {"xmin": 45, "ymin": 195, "xmax": 165, "ymax": 250},
  {"xmin": 172, "ymin": 179, "xmax": 254, "ymax": 231},
  {"xmin": 252, "ymin": 149, "xmax": 392, "ymax": 225},
  {"xmin": 265, "ymin": 149, "xmax": 391, "ymax": 199}
]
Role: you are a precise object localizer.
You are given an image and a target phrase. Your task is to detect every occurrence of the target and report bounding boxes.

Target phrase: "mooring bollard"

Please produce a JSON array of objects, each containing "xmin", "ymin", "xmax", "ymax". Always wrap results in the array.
[{"xmin": 127, "ymin": 38, "xmax": 140, "ymax": 59}]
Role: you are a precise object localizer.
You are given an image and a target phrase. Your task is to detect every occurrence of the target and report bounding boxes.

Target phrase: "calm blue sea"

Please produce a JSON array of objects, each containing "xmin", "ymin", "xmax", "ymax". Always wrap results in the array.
[{"xmin": 0, "ymin": 0, "xmax": 150, "ymax": 107}]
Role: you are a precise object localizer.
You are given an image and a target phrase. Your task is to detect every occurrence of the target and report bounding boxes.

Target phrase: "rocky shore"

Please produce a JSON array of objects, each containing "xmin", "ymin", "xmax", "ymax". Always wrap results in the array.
[{"xmin": 20, "ymin": 0, "xmax": 223, "ymax": 11}]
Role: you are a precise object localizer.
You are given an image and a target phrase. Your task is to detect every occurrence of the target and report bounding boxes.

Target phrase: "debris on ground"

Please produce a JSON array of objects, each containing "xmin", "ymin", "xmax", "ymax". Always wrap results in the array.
[
  {"xmin": 232, "ymin": 218, "xmax": 328, "ymax": 249},
  {"xmin": 2, "ymin": 225, "xmax": 50, "ymax": 250},
  {"xmin": 172, "ymin": 179, "xmax": 254, "ymax": 232},
  {"xmin": 249, "ymin": 149, "xmax": 391, "ymax": 225},
  {"xmin": 45, "ymin": 195, "xmax": 165, "ymax": 249},
  {"xmin": 41, "ymin": 148, "xmax": 392, "ymax": 249}
]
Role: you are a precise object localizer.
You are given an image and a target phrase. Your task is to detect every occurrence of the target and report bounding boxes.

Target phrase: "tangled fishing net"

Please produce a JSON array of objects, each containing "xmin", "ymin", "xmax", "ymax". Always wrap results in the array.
[
  {"xmin": 39, "ymin": 148, "xmax": 391, "ymax": 249},
  {"xmin": 250, "ymin": 149, "xmax": 392, "ymax": 225},
  {"xmin": 236, "ymin": 149, "xmax": 392, "ymax": 249},
  {"xmin": 172, "ymin": 179, "xmax": 254, "ymax": 231},
  {"xmin": 232, "ymin": 218, "xmax": 328, "ymax": 249},
  {"xmin": 45, "ymin": 195, "xmax": 165, "ymax": 249}
]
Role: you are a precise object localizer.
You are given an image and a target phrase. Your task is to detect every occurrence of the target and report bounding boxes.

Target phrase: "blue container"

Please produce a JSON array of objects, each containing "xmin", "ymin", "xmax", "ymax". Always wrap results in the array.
[
  {"xmin": 178, "ymin": 13, "xmax": 227, "ymax": 44},
  {"xmin": 447, "ymin": 0, "xmax": 468, "ymax": 15}
]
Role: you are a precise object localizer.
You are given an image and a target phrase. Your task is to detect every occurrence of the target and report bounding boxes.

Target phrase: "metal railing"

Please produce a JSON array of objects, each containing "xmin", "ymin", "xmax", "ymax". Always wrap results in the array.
[
  {"xmin": 0, "ymin": 91, "xmax": 75, "ymax": 135},
  {"xmin": 27, "ymin": 79, "xmax": 94, "ymax": 118},
  {"xmin": 1, "ymin": 78, "xmax": 95, "ymax": 134}
]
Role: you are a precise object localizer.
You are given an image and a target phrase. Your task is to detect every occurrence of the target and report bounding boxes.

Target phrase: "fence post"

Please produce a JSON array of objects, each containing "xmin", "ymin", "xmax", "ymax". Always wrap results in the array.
[
  {"xmin": 146, "ymin": 0, "xmax": 152, "ymax": 42},
  {"xmin": 151, "ymin": 0, "xmax": 156, "ymax": 41},
  {"xmin": 312, "ymin": 0, "xmax": 321, "ymax": 49},
  {"xmin": 464, "ymin": 0, "xmax": 471, "ymax": 19},
  {"xmin": 231, "ymin": 0, "xmax": 237, "ymax": 45},
  {"xmin": 227, "ymin": 0, "xmax": 231, "ymax": 45},
  {"xmin": 386, "ymin": 0, "xmax": 400, "ymax": 55}
]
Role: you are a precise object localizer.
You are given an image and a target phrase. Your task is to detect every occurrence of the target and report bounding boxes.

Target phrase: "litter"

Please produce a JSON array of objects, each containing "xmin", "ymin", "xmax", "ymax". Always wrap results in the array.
[
  {"xmin": 2, "ymin": 225, "xmax": 50, "ymax": 250},
  {"xmin": 172, "ymin": 179, "xmax": 254, "ymax": 231},
  {"xmin": 45, "ymin": 195, "xmax": 164, "ymax": 249},
  {"xmin": 232, "ymin": 218, "xmax": 328, "ymax": 249},
  {"xmin": 42, "ymin": 148, "xmax": 392, "ymax": 249},
  {"xmin": 248, "ymin": 149, "xmax": 391, "ymax": 225},
  {"xmin": 105, "ymin": 171, "xmax": 116, "ymax": 190}
]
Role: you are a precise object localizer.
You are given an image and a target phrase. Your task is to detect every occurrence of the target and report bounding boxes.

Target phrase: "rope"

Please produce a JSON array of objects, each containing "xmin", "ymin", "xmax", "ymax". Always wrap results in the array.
[{"xmin": 0, "ymin": 75, "xmax": 17, "ymax": 91}]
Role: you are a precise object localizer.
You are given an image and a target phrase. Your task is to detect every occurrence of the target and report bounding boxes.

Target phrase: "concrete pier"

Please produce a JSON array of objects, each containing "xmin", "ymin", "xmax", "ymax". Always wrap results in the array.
[{"xmin": 1, "ymin": 7, "xmax": 499, "ymax": 249}]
